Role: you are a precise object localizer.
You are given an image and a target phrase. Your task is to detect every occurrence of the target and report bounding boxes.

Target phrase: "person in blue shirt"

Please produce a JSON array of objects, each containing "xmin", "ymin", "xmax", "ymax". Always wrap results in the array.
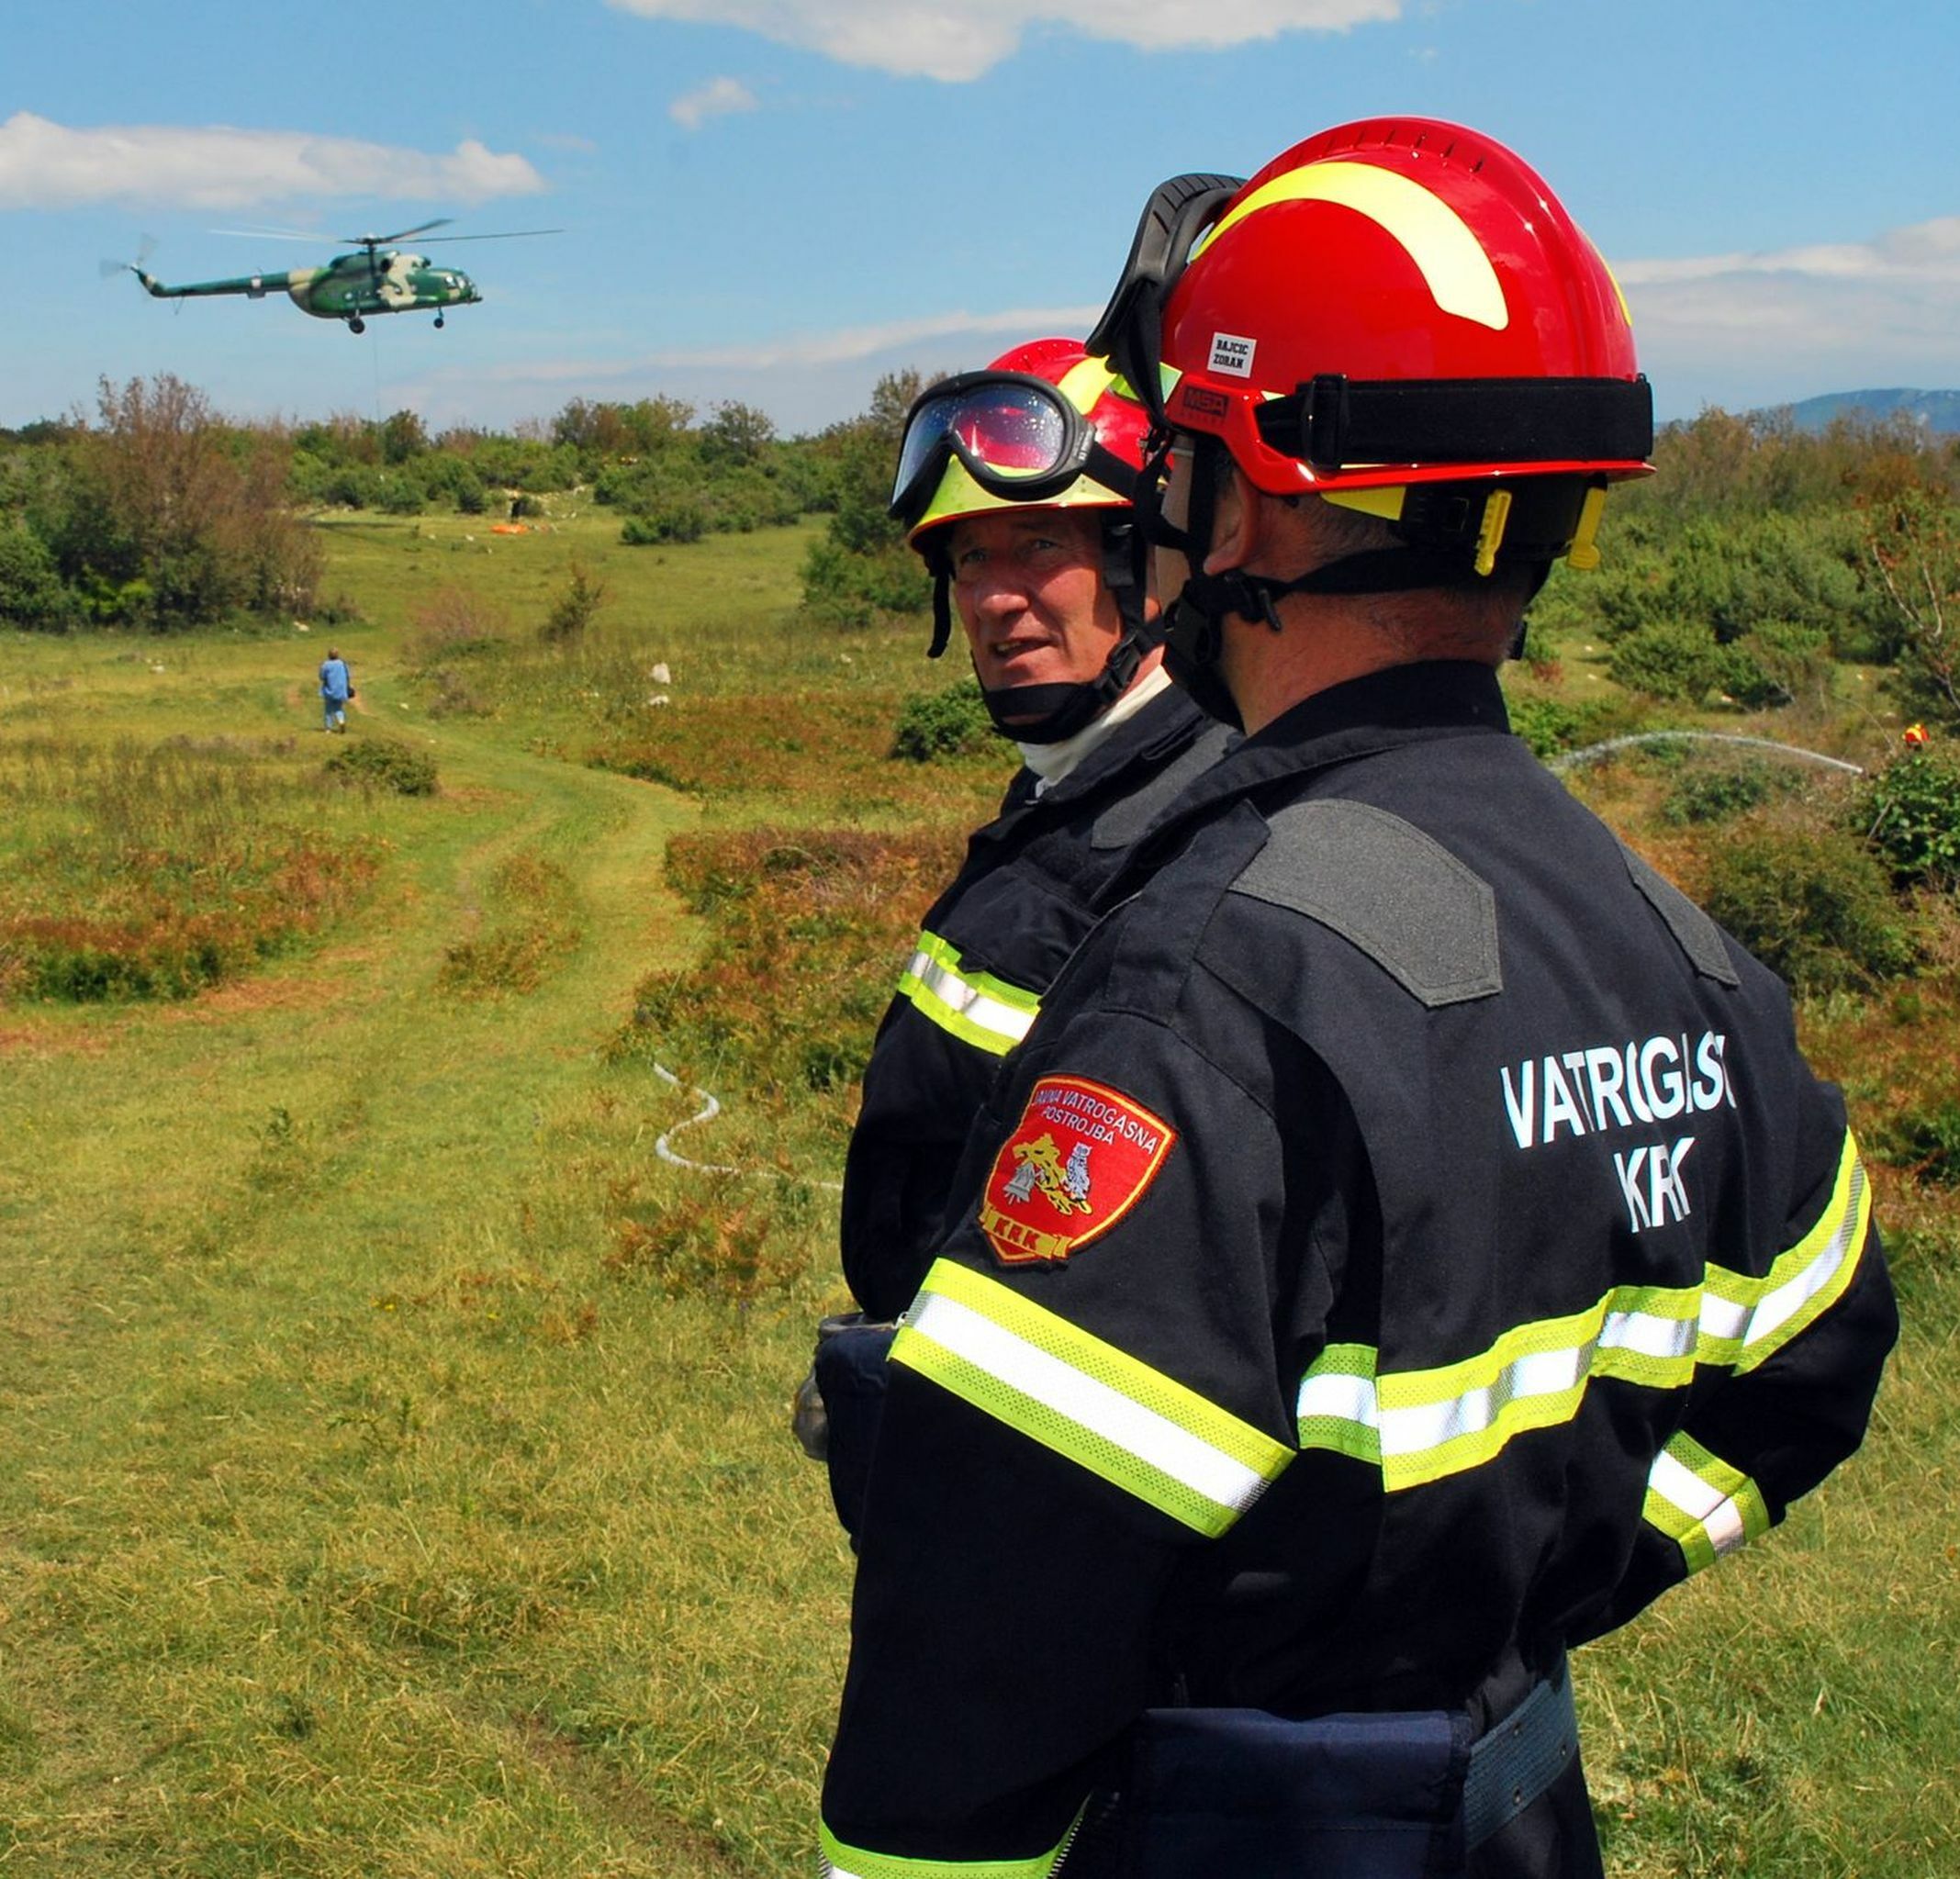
[{"xmin": 319, "ymin": 649, "xmax": 352, "ymax": 733}]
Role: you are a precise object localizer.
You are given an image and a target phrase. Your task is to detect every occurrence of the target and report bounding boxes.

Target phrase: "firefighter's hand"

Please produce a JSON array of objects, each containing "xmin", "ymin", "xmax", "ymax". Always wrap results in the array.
[{"xmin": 791, "ymin": 1362, "xmax": 828, "ymax": 1461}]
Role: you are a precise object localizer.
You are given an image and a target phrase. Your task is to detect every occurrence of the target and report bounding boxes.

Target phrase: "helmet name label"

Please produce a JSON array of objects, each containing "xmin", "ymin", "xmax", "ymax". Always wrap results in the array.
[
  {"xmin": 979, "ymin": 1075, "xmax": 1176, "ymax": 1266},
  {"xmin": 1207, "ymin": 332, "xmax": 1257, "ymax": 378}
]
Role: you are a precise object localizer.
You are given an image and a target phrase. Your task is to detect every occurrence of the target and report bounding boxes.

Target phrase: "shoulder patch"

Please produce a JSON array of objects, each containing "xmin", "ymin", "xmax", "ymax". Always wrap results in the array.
[
  {"xmin": 1620, "ymin": 844, "xmax": 1741, "ymax": 986},
  {"xmin": 979, "ymin": 1075, "xmax": 1176, "ymax": 1266},
  {"xmin": 1092, "ymin": 721, "xmax": 1236, "ymax": 850},
  {"xmin": 1228, "ymin": 800, "xmax": 1501, "ymax": 1007}
]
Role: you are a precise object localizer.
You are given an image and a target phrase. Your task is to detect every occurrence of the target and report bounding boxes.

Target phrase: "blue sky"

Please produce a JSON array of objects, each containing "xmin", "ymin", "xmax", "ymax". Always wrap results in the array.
[{"xmin": 6, "ymin": 0, "xmax": 1959, "ymax": 439}]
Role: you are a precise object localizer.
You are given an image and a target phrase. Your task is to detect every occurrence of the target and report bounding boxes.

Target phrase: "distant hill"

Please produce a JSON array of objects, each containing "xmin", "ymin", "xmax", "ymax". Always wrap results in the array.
[{"xmin": 1757, "ymin": 388, "xmax": 1960, "ymax": 435}]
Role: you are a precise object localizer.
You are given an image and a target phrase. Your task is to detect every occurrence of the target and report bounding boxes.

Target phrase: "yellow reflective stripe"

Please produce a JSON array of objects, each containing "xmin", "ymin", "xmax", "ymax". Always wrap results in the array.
[
  {"xmin": 1295, "ymin": 1342, "xmax": 1382, "ymax": 1466},
  {"xmin": 897, "ymin": 930, "xmax": 1041, "ymax": 1057},
  {"xmin": 893, "ymin": 1259, "xmax": 1291, "ymax": 1538},
  {"xmin": 822, "ymin": 1816, "xmax": 1076, "ymax": 1879},
  {"xmin": 1192, "ymin": 161, "xmax": 1508, "ymax": 332},
  {"xmin": 1372, "ymin": 1284, "xmax": 1700, "ymax": 1491},
  {"xmin": 1642, "ymin": 1430, "xmax": 1771, "ymax": 1576},
  {"xmin": 1294, "ymin": 1132, "xmax": 1870, "ymax": 1492},
  {"xmin": 1701, "ymin": 1134, "xmax": 1870, "ymax": 1373}
]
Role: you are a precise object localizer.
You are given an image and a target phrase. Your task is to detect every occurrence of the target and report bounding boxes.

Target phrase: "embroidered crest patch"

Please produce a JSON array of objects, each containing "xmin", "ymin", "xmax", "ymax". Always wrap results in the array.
[{"xmin": 979, "ymin": 1075, "xmax": 1177, "ymax": 1266}]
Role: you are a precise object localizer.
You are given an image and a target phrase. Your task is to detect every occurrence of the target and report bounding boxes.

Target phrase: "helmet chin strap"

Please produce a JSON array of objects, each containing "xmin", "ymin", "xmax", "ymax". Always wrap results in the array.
[{"xmin": 1147, "ymin": 435, "xmax": 1537, "ymax": 729}]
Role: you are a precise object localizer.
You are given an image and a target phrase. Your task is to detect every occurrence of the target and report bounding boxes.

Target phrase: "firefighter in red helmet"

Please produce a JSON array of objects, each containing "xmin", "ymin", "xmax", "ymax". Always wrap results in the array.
[
  {"xmin": 796, "ymin": 339, "xmax": 1229, "ymax": 1537},
  {"xmin": 818, "ymin": 122, "xmax": 1896, "ymax": 1878}
]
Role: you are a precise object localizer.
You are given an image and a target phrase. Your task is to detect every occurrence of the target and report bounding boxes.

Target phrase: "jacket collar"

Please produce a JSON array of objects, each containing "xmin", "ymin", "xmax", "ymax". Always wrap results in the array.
[{"xmin": 1097, "ymin": 661, "xmax": 1512, "ymax": 900}]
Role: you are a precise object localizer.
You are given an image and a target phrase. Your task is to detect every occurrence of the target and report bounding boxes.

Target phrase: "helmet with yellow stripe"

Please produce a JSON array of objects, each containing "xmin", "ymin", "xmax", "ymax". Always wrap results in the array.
[
  {"xmin": 894, "ymin": 339, "xmax": 1148, "ymax": 550},
  {"xmin": 1092, "ymin": 120, "xmax": 1652, "ymax": 587}
]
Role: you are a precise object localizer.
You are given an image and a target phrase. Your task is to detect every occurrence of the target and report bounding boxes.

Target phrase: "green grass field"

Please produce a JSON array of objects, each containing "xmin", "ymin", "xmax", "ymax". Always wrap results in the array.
[{"xmin": 1, "ymin": 511, "xmax": 1954, "ymax": 1876}]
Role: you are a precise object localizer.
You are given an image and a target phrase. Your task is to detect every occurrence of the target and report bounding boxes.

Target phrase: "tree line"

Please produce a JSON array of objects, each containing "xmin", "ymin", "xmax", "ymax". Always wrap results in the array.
[
  {"xmin": 0, "ymin": 375, "xmax": 903, "ymax": 633},
  {"xmin": 3, "ymin": 372, "xmax": 1958, "ymax": 738}
]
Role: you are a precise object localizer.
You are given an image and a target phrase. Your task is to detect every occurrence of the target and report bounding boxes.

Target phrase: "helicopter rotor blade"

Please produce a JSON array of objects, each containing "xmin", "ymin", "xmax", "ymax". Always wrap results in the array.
[
  {"xmin": 207, "ymin": 226, "xmax": 329, "ymax": 243},
  {"xmin": 415, "ymin": 228, "xmax": 565, "ymax": 245},
  {"xmin": 103, "ymin": 234, "xmax": 158, "ymax": 276},
  {"xmin": 344, "ymin": 218, "xmax": 454, "ymax": 247}
]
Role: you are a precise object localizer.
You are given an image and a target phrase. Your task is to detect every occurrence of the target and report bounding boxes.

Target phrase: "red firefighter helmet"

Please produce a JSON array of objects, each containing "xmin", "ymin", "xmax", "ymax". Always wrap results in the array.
[
  {"xmin": 1150, "ymin": 118, "xmax": 1652, "ymax": 507},
  {"xmin": 894, "ymin": 337, "xmax": 1149, "ymax": 547}
]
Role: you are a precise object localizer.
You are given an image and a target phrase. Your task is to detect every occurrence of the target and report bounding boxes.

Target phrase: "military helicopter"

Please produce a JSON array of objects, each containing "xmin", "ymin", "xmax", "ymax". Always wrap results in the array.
[{"xmin": 121, "ymin": 219, "xmax": 559, "ymax": 333}]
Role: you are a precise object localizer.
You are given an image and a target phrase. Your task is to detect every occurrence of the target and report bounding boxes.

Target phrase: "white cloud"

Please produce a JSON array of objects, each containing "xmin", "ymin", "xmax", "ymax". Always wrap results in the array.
[
  {"xmin": 606, "ymin": 0, "xmax": 1400, "ymax": 82},
  {"xmin": 1616, "ymin": 213, "xmax": 1960, "ymax": 413},
  {"xmin": 670, "ymin": 77, "xmax": 761, "ymax": 130},
  {"xmin": 0, "ymin": 112, "xmax": 547, "ymax": 211},
  {"xmin": 1617, "ymin": 216, "xmax": 1960, "ymax": 290}
]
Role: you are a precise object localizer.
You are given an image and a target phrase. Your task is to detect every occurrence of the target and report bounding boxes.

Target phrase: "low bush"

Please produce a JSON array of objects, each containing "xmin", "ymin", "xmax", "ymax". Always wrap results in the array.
[
  {"xmin": 539, "ymin": 562, "xmax": 607, "ymax": 644},
  {"xmin": 324, "ymin": 737, "xmax": 438, "ymax": 797},
  {"xmin": 890, "ymin": 680, "xmax": 991, "ymax": 762},
  {"xmin": 1662, "ymin": 759, "xmax": 1808, "ymax": 826},
  {"xmin": 1870, "ymin": 1095, "xmax": 1960, "ymax": 1186},
  {"xmin": 1858, "ymin": 747, "xmax": 1960, "ymax": 889},
  {"xmin": 621, "ymin": 498, "xmax": 707, "ymax": 546},
  {"xmin": 1701, "ymin": 820, "xmax": 1918, "ymax": 995},
  {"xmin": 610, "ymin": 826, "xmax": 965, "ymax": 1150}
]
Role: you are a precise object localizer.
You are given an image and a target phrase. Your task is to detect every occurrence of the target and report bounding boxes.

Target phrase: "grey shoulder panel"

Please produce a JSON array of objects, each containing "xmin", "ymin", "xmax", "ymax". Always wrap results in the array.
[
  {"xmin": 1092, "ymin": 721, "xmax": 1236, "ymax": 850},
  {"xmin": 1620, "ymin": 844, "xmax": 1742, "ymax": 986},
  {"xmin": 1228, "ymin": 800, "xmax": 1502, "ymax": 1007}
]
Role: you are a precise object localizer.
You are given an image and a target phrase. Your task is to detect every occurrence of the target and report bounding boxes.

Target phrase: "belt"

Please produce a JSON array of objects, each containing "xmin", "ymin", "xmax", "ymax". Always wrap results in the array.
[{"xmin": 1462, "ymin": 1657, "xmax": 1578, "ymax": 1848}]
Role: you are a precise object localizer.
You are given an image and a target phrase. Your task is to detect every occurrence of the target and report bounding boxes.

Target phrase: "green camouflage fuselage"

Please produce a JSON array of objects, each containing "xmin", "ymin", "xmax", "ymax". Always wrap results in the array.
[{"xmin": 133, "ymin": 250, "xmax": 482, "ymax": 322}]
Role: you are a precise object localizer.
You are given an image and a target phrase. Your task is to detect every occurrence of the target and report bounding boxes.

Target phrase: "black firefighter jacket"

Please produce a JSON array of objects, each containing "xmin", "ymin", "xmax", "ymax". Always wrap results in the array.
[
  {"xmin": 841, "ymin": 685, "xmax": 1228, "ymax": 1321},
  {"xmin": 821, "ymin": 661, "xmax": 1898, "ymax": 1879}
]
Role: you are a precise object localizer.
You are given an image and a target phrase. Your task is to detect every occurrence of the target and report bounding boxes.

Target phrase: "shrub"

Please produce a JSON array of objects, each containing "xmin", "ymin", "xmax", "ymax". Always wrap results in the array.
[
  {"xmin": 324, "ymin": 737, "xmax": 438, "ymax": 796},
  {"xmin": 539, "ymin": 561, "xmax": 607, "ymax": 643},
  {"xmin": 620, "ymin": 498, "xmax": 706, "ymax": 545},
  {"xmin": 1870, "ymin": 1096, "xmax": 1960, "ymax": 1186},
  {"xmin": 1701, "ymin": 821, "xmax": 1917, "ymax": 995},
  {"xmin": 1504, "ymin": 689, "xmax": 1644, "ymax": 760},
  {"xmin": 1662, "ymin": 760, "xmax": 1805, "ymax": 826},
  {"xmin": 0, "ymin": 522, "xmax": 73, "ymax": 630},
  {"xmin": 890, "ymin": 680, "xmax": 992, "ymax": 762},
  {"xmin": 1858, "ymin": 748, "xmax": 1960, "ymax": 889},
  {"xmin": 1605, "ymin": 620, "xmax": 1729, "ymax": 704}
]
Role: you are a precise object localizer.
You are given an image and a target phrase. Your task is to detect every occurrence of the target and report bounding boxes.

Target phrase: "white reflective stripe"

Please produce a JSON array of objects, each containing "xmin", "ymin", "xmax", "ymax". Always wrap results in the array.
[
  {"xmin": 1297, "ymin": 1369, "xmax": 1379, "ymax": 1430},
  {"xmin": 1305, "ymin": 1299, "xmax": 1706, "ymax": 1472},
  {"xmin": 1649, "ymin": 1448, "xmax": 1750, "ymax": 1558},
  {"xmin": 903, "ymin": 947, "xmax": 1038, "ymax": 1046},
  {"xmin": 1737, "ymin": 1183, "xmax": 1865, "ymax": 1352},
  {"xmin": 1704, "ymin": 1153, "xmax": 1867, "ymax": 1357},
  {"xmin": 1698, "ymin": 1290, "xmax": 1750, "ymax": 1344},
  {"xmin": 910, "ymin": 1291, "xmax": 1271, "ymax": 1516},
  {"xmin": 1383, "ymin": 1343, "xmax": 1586, "ymax": 1456},
  {"xmin": 1599, "ymin": 1303, "xmax": 1699, "ymax": 1363}
]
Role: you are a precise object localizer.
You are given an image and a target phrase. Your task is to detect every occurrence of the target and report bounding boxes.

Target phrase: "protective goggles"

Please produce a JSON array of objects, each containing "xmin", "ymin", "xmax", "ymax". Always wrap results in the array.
[
  {"xmin": 889, "ymin": 370, "xmax": 1135, "ymax": 531},
  {"xmin": 1084, "ymin": 171, "xmax": 1246, "ymax": 431}
]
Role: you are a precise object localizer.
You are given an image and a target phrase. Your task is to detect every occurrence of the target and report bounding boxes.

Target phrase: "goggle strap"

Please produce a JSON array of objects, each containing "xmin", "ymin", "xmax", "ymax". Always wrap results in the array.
[
  {"xmin": 1255, "ymin": 375, "xmax": 1653, "ymax": 472},
  {"xmin": 1087, "ymin": 173, "xmax": 1244, "ymax": 428}
]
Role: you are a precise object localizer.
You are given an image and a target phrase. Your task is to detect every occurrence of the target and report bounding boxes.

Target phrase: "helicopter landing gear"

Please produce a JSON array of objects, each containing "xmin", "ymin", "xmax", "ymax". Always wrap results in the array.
[
  {"xmin": 434, "ymin": 313, "xmax": 444, "ymax": 330},
  {"xmin": 348, "ymin": 316, "xmax": 365, "ymax": 335}
]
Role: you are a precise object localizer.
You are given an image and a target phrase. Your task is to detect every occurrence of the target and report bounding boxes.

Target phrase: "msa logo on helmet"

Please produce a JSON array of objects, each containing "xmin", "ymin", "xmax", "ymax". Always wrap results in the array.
[
  {"xmin": 1176, "ymin": 384, "xmax": 1232, "ymax": 421},
  {"xmin": 1208, "ymin": 332, "xmax": 1257, "ymax": 378}
]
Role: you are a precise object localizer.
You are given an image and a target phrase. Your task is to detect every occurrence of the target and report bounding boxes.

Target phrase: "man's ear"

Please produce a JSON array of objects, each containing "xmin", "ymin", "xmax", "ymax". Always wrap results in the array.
[{"xmin": 1203, "ymin": 463, "xmax": 1260, "ymax": 577}]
